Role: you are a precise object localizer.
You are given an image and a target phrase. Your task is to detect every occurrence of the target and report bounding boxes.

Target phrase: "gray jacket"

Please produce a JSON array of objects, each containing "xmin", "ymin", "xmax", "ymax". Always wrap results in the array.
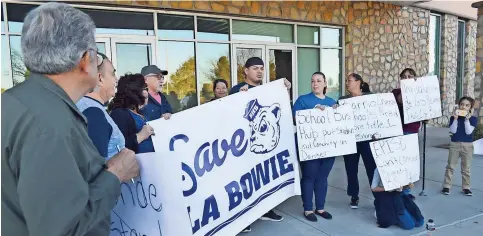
[{"xmin": 1, "ymin": 73, "xmax": 120, "ymax": 236}]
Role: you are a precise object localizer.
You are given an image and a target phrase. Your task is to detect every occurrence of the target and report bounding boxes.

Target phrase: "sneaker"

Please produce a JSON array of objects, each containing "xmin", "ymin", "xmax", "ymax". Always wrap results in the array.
[
  {"xmin": 441, "ymin": 188, "xmax": 450, "ymax": 195},
  {"xmin": 241, "ymin": 225, "xmax": 251, "ymax": 233},
  {"xmin": 260, "ymin": 210, "xmax": 283, "ymax": 221},
  {"xmin": 463, "ymin": 189, "xmax": 473, "ymax": 196},
  {"xmin": 304, "ymin": 212, "xmax": 317, "ymax": 222},
  {"xmin": 350, "ymin": 197, "xmax": 359, "ymax": 209}
]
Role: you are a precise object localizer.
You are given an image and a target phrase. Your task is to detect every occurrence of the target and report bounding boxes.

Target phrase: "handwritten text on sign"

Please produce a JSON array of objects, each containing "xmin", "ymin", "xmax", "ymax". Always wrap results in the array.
[
  {"xmin": 296, "ymin": 105, "xmax": 357, "ymax": 161},
  {"xmin": 110, "ymin": 153, "xmax": 164, "ymax": 236},
  {"xmin": 401, "ymin": 75, "xmax": 442, "ymax": 124},
  {"xmin": 147, "ymin": 80, "xmax": 300, "ymax": 236},
  {"xmin": 338, "ymin": 93, "xmax": 403, "ymax": 142},
  {"xmin": 369, "ymin": 134, "xmax": 420, "ymax": 191}
]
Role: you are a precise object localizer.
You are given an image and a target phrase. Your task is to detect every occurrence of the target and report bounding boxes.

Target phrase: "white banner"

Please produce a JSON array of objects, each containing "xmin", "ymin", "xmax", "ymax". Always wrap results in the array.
[
  {"xmin": 369, "ymin": 134, "xmax": 420, "ymax": 191},
  {"xmin": 401, "ymin": 75, "xmax": 442, "ymax": 124},
  {"xmin": 338, "ymin": 93, "xmax": 403, "ymax": 142},
  {"xmin": 295, "ymin": 105, "xmax": 357, "ymax": 161},
  {"xmin": 110, "ymin": 79, "xmax": 301, "ymax": 236}
]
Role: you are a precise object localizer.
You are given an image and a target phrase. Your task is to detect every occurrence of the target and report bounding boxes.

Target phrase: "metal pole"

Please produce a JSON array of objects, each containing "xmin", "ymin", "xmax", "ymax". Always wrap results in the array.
[{"xmin": 419, "ymin": 122, "xmax": 427, "ymax": 196}]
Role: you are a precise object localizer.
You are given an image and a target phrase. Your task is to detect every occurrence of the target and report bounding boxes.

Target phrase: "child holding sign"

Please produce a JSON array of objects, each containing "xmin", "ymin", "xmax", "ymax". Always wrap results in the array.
[
  {"xmin": 293, "ymin": 72, "xmax": 338, "ymax": 222},
  {"xmin": 371, "ymin": 168, "xmax": 424, "ymax": 229},
  {"xmin": 442, "ymin": 96, "xmax": 477, "ymax": 196}
]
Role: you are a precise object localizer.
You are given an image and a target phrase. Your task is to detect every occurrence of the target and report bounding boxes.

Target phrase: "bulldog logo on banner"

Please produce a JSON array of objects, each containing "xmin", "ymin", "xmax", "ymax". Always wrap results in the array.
[
  {"xmin": 110, "ymin": 79, "xmax": 300, "ymax": 236},
  {"xmin": 244, "ymin": 99, "xmax": 281, "ymax": 154}
]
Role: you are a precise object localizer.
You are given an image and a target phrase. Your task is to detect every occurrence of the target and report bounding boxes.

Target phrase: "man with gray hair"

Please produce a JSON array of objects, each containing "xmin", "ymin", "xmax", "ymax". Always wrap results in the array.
[{"xmin": 1, "ymin": 3, "xmax": 139, "ymax": 236}]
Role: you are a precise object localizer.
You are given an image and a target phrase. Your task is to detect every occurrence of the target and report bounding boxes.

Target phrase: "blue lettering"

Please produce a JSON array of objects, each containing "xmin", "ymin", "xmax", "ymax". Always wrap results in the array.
[
  {"xmin": 182, "ymin": 162, "xmax": 198, "ymax": 197},
  {"xmin": 240, "ymin": 172, "xmax": 254, "ymax": 199},
  {"xmin": 201, "ymin": 195, "xmax": 220, "ymax": 227},
  {"xmin": 250, "ymin": 159, "xmax": 270, "ymax": 191},
  {"xmin": 194, "ymin": 142, "xmax": 212, "ymax": 177},
  {"xmin": 225, "ymin": 181, "xmax": 242, "ymax": 211},
  {"xmin": 277, "ymin": 150, "xmax": 294, "ymax": 176},
  {"xmin": 230, "ymin": 129, "xmax": 248, "ymax": 157},
  {"xmin": 186, "ymin": 206, "xmax": 200, "ymax": 234},
  {"xmin": 269, "ymin": 156, "xmax": 280, "ymax": 180},
  {"xmin": 212, "ymin": 139, "xmax": 230, "ymax": 166}
]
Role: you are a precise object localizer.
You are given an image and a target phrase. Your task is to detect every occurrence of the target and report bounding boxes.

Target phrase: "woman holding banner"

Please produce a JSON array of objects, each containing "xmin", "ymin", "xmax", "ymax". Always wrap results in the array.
[
  {"xmin": 293, "ymin": 72, "xmax": 338, "ymax": 222},
  {"xmin": 338, "ymin": 73, "xmax": 377, "ymax": 209}
]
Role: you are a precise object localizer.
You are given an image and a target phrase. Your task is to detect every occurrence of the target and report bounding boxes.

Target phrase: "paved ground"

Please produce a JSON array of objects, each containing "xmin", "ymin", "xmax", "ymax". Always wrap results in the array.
[{"xmin": 241, "ymin": 127, "xmax": 483, "ymax": 236}]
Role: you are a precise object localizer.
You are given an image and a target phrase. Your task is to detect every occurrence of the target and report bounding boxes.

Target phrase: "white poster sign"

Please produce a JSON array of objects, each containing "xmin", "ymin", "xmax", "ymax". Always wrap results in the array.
[
  {"xmin": 295, "ymin": 105, "xmax": 357, "ymax": 161},
  {"xmin": 369, "ymin": 134, "xmax": 420, "ymax": 191},
  {"xmin": 401, "ymin": 75, "xmax": 442, "ymax": 123},
  {"xmin": 338, "ymin": 93, "xmax": 403, "ymax": 141},
  {"xmin": 112, "ymin": 79, "xmax": 300, "ymax": 236}
]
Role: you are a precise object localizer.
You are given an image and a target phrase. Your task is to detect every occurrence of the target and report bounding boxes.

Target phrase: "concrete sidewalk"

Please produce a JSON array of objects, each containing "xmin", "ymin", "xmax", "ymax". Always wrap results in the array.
[{"xmin": 242, "ymin": 127, "xmax": 483, "ymax": 236}]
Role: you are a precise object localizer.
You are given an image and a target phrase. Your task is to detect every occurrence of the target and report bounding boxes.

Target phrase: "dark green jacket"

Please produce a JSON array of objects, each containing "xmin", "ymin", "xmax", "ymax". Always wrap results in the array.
[{"xmin": 1, "ymin": 73, "xmax": 121, "ymax": 236}]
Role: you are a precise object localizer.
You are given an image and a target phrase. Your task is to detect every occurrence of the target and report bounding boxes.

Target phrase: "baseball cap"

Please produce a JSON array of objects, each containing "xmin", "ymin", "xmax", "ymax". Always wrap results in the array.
[
  {"xmin": 141, "ymin": 65, "xmax": 168, "ymax": 77},
  {"xmin": 244, "ymin": 57, "xmax": 264, "ymax": 68}
]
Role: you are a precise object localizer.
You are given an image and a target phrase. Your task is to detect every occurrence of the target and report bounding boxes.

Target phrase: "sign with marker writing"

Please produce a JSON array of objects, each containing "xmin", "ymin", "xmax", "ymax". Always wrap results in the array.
[
  {"xmin": 295, "ymin": 105, "xmax": 357, "ymax": 161},
  {"xmin": 338, "ymin": 93, "xmax": 403, "ymax": 142},
  {"xmin": 110, "ymin": 153, "xmax": 165, "ymax": 236},
  {"xmin": 369, "ymin": 134, "xmax": 420, "ymax": 191},
  {"xmin": 146, "ymin": 79, "xmax": 301, "ymax": 236},
  {"xmin": 401, "ymin": 75, "xmax": 442, "ymax": 123}
]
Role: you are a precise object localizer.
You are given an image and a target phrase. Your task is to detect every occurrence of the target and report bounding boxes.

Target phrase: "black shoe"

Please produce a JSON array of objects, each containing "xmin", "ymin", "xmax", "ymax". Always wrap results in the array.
[
  {"xmin": 463, "ymin": 189, "xmax": 473, "ymax": 196},
  {"xmin": 315, "ymin": 211, "xmax": 333, "ymax": 220},
  {"xmin": 304, "ymin": 212, "xmax": 317, "ymax": 222},
  {"xmin": 441, "ymin": 188, "xmax": 450, "ymax": 195},
  {"xmin": 241, "ymin": 225, "xmax": 251, "ymax": 233},
  {"xmin": 408, "ymin": 194, "xmax": 416, "ymax": 200},
  {"xmin": 350, "ymin": 197, "xmax": 359, "ymax": 209},
  {"xmin": 260, "ymin": 210, "xmax": 283, "ymax": 221}
]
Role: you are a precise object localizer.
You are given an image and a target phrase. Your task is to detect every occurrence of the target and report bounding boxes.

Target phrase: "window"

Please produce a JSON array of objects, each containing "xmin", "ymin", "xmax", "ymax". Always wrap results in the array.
[
  {"xmin": 158, "ymin": 14, "xmax": 194, "ymax": 39},
  {"xmin": 297, "ymin": 26, "xmax": 343, "ymax": 99},
  {"xmin": 158, "ymin": 41, "xmax": 196, "ymax": 112},
  {"xmin": 196, "ymin": 43, "xmax": 230, "ymax": 104},
  {"xmin": 197, "ymin": 17, "xmax": 229, "ymax": 41},
  {"xmin": 2, "ymin": 35, "xmax": 12, "ymax": 92},
  {"xmin": 82, "ymin": 9, "xmax": 154, "ymax": 36},
  {"xmin": 232, "ymin": 20, "xmax": 293, "ymax": 43},
  {"xmin": 428, "ymin": 14, "xmax": 441, "ymax": 77},
  {"xmin": 9, "ymin": 36, "xmax": 28, "ymax": 86},
  {"xmin": 456, "ymin": 20, "xmax": 466, "ymax": 101}
]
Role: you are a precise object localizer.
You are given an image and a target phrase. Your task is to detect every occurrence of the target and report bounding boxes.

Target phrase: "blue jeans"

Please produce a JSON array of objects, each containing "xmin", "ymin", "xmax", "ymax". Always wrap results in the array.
[
  {"xmin": 343, "ymin": 141, "xmax": 377, "ymax": 198},
  {"xmin": 398, "ymin": 209, "xmax": 424, "ymax": 230},
  {"xmin": 300, "ymin": 157, "xmax": 336, "ymax": 211}
]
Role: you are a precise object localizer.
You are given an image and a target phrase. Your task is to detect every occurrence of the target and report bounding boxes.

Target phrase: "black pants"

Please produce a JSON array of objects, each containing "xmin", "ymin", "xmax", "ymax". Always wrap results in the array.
[{"xmin": 343, "ymin": 141, "xmax": 377, "ymax": 198}]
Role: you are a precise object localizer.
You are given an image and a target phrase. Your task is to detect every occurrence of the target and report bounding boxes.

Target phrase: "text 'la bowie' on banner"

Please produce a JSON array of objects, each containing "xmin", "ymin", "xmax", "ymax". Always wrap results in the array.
[
  {"xmin": 295, "ymin": 105, "xmax": 357, "ymax": 161},
  {"xmin": 338, "ymin": 93, "xmax": 403, "ymax": 142},
  {"xmin": 400, "ymin": 75, "xmax": 442, "ymax": 124},
  {"xmin": 144, "ymin": 79, "xmax": 300, "ymax": 236},
  {"xmin": 369, "ymin": 134, "xmax": 420, "ymax": 191}
]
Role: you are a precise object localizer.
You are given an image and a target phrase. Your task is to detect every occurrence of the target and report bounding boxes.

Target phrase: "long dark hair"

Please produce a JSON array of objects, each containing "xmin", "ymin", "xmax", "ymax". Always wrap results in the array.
[
  {"xmin": 108, "ymin": 73, "xmax": 147, "ymax": 113},
  {"xmin": 400, "ymin": 68, "xmax": 417, "ymax": 78},
  {"xmin": 348, "ymin": 73, "xmax": 371, "ymax": 93},
  {"xmin": 458, "ymin": 96, "xmax": 475, "ymax": 109},
  {"xmin": 312, "ymin": 72, "xmax": 327, "ymax": 94}
]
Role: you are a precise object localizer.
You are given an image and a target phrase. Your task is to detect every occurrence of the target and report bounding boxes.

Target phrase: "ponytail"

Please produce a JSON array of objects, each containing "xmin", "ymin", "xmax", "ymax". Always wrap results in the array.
[{"xmin": 361, "ymin": 82, "xmax": 371, "ymax": 93}]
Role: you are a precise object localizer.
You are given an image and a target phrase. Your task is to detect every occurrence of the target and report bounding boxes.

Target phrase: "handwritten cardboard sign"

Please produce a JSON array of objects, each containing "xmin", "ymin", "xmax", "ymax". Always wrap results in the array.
[
  {"xmin": 295, "ymin": 105, "xmax": 357, "ymax": 161},
  {"xmin": 369, "ymin": 134, "xmax": 420, "ymax": 191},
  {"xmin": 130, "ymin": 79, "xmax": 300, "ymax": 236},
  {"xmin": 338, "ymin": 93, "xmax": 403, "ymax": 142},
  {"xmin": 401, "ymin": 75, "xmax": 442, "ymax": 123},
  {"xmin": 110, "ymin": 153, "xmax": 165, "ymax": 236}
]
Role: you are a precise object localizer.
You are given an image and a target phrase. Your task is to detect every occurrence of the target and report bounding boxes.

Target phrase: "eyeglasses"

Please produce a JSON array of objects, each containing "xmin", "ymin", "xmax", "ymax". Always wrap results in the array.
[{"xmin": 96, "ymin": 51, "xmax": 108, "ymax": 67}]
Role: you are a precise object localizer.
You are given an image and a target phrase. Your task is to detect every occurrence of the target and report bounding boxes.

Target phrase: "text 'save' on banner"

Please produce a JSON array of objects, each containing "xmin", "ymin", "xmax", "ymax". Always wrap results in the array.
[{"xmin": 110, "ymin": 79, "xmax": 301, "ymax": 236}]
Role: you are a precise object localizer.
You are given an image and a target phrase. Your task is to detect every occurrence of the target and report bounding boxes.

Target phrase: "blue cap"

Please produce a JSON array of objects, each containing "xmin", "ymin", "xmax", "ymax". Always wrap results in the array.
[{"xmin": 244, "ymin": 99, "xmax": 262, "ymax": 122}]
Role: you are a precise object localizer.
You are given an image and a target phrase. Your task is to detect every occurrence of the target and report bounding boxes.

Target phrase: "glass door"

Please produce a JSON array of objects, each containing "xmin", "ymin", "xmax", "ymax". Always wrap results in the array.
[
  {"xmin": 95, "ymin": 37, "xmax": 111, "ymax": 56},
  {"xmin": 266, "ymin": 45, "xmax": 295, "ymax": 101},
  {"xmin": 231, "ymin": 44, "xmax": 266, "ymax": 87},
  {"xmin": 110, "ymin": 38, "xmax": 156, "ymax": 76}
]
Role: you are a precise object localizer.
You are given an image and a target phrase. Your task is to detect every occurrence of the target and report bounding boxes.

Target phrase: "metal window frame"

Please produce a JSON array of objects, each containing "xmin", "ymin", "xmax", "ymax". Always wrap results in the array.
[
  {"xmin": 2, "ymin": 0, "xmax": 345, "ymax": 103},
  {"xmin": 429, "ymin": 13, "xmax": 442, "ymax": 78},
  {"xmin": 456, "ymin": 19, "xmax": 466, "ymax": 100}
]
